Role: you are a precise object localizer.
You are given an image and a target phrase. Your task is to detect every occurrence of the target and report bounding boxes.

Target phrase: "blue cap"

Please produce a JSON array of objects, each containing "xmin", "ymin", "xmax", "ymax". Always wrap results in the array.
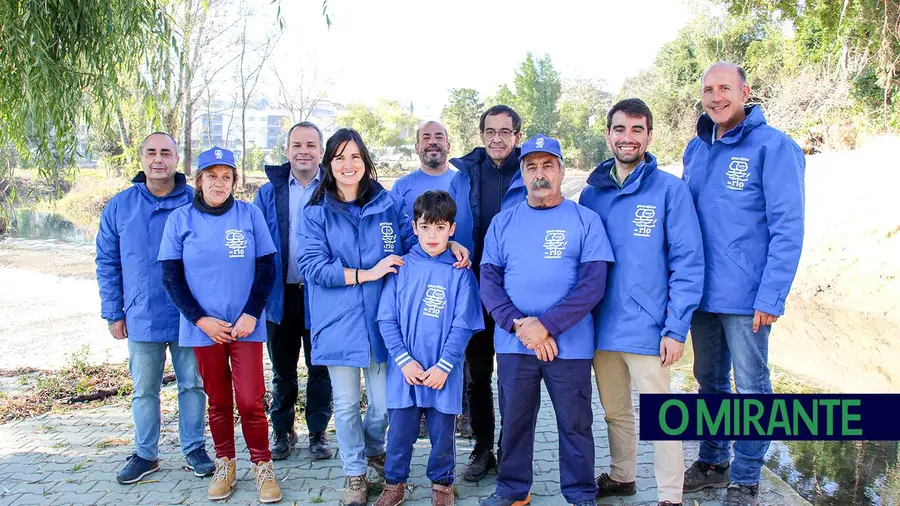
[
  {"xmin": 518, "ymin": 133, "xmax": 563, "ymax": 161},
  {"xmin": 197, "ymin": 146, "xmax": 238, "ymax": 172}
]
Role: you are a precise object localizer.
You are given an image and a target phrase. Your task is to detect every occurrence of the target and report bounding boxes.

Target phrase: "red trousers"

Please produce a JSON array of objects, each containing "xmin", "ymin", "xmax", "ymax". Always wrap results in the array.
[{"xmin": 194, "ymin": 341, "xmax": 271, "ymax": 463}]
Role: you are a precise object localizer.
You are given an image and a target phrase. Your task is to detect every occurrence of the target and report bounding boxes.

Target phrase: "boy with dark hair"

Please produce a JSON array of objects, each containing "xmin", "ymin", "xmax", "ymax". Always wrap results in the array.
[{"xmin": 375, "ymin": 190, "xmax": 485, "ymax": 506}]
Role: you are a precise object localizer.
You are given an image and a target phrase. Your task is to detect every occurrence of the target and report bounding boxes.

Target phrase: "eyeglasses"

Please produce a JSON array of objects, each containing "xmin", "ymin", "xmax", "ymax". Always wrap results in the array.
[{"xmin": 482, "ymin": 128, "xmax": 516, "ymax": 139}]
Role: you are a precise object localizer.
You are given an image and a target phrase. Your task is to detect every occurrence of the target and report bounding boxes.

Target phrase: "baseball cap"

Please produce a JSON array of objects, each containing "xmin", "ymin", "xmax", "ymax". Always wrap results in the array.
[
  {"xmin": 197, "ymin": 146, "xmax": 238, "ymax": 172},
  {"xmin": 518, "ymin": 133, "xmax": 563, "ymax": 161}
]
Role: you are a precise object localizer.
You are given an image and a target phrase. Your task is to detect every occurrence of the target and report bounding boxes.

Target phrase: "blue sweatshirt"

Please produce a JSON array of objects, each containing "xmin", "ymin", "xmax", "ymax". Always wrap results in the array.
[{"xmin": 391, "ymin": 167, "xmax": 457, "ymax": 219}]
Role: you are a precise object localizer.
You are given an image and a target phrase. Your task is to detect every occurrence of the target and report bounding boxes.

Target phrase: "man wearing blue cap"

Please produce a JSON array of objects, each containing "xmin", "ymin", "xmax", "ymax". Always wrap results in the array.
[{"xmin": 478, "ymin": 134, "xmax": 615, "ymax": 506}]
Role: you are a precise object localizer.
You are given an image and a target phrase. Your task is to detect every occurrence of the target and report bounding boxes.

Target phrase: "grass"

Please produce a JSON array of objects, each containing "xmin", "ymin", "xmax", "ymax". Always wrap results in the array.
[
  {"xmin": 71, "ymin": 458, "xmax": 92, "ymax": 472},
  {"xmin": 308, "ymin": 496, "xmax": 325, "ymax": 504}
]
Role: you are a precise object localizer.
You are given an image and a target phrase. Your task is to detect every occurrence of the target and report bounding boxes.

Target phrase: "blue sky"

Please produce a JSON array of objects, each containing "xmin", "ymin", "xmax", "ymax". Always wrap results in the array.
[{"xmin": 269, "ymin": 0, "xmax": 697, "ymax": 117}]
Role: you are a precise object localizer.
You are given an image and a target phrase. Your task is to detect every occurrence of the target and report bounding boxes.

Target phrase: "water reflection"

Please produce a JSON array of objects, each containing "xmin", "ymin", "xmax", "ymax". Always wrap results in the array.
[
  {"xmin": 767, "ymin": 440, "xmax": 899, "ymax": 505},
  {"xmin": 9, "ymin": 210, "xmax": 96, "ymax": 244}
]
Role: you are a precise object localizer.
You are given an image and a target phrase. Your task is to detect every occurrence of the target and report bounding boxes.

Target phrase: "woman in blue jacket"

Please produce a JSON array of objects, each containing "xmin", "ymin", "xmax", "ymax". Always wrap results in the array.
[{"xmin": 298, "ymin": 128, "xmax": 470, "ymax": 506}]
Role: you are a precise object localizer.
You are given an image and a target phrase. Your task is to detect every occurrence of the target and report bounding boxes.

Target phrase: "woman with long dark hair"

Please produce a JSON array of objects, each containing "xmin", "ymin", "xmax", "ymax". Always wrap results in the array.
[{"xmin": 299, "ymin": 128, "xmax": 469, "ymax": 506}]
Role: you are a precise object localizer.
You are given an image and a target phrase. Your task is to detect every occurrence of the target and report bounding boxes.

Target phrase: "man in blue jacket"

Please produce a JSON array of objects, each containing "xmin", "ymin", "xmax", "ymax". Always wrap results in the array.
[
  {"xmin": 447, "ymin": 105, "xmax": 527, "ymax": 481},
  {"xmin": 254, "ymin": 121, "xmax": 333, "ymax": 461},
  {"xmin": 681, "ymin": 62, "xmax": 805, "ymax": 506},
  {"xmin": 580, "ymin": 99, "xmax": 704, "ymax": 506},
  {"xmin": 96, "ymin": 132, "xmax": 214, "ymax": 484},
  {"xmin": 479, "ymin": 134, "xmax": 614, "ymax": 506}
]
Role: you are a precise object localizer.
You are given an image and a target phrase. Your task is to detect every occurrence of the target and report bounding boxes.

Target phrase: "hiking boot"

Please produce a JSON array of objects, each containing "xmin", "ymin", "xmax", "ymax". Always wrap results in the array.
[
  {"xmin": 477, "ymin": 492, "xmax": 531, "ymax": 506},
  {"xmin": 271, "ymin": 430, "xmax": 298, "ymax": 461},
  {"xmin": 463, "ymin": 449, "xmax": 497, "ymax": 482},
  {"xmin": 724, "ymin": 483, "xmax": 759, "ymax": 506},
  {"xmin": 374, "ymin": 482, "xmax": 406, "ymax": 506},
  {"xmin": 185, "ymin": 447, "xmax": 215, "ymax": 477},
  {"xmin": 456, "ymin": 414, "xmax": 473, "ymax": 439},
  {"xmin": 432, "ymin": 483, "xmax": 455, "ymax": 506},
  {"xmin": 682, "ymin": 460, "xmax": 730, "ymax": 493},
  {"xmin": 116, "ymin": 453, "xmax": 160, "ymax": 484},
  {"xmin": 344, "ymin": 475, "xmax": 369, "ymax": 506},
  {"xmin": 207, "ymin": 457, "xmax": 237, "ymax": 500},
  {"xmin": 368, "ymin": 452, "xmax": 387, "ymax": 478},
  {"xmin": 419, "ymin": 414, "xmax": 429, "ymax": 439},
  {"xmin": 595, "ymin": 472, "xmax": 637, "ymax": 497},
  {"xmin": 253, "ymin": 460, "xmax": 282, "ymax": 503},
  {"xmin": 309, "ymin": 432, "xmax": 333, "ymax": 461}
]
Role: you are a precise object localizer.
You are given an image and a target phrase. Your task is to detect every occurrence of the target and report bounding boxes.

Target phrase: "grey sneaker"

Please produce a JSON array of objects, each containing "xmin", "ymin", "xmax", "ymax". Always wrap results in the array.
[
  {"xmin": 683, "ymin": 460, "xmax": 730, "ymax": 493},
  {"xmin": 724, "ymin": 484, "xmax": 759, "ymax": 506}
]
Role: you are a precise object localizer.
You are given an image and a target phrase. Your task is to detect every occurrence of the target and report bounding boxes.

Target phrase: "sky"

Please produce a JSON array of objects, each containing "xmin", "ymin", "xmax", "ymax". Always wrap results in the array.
[{"xmin": 255, "ymin": 0, "xmax": 699, "ymax": 118}]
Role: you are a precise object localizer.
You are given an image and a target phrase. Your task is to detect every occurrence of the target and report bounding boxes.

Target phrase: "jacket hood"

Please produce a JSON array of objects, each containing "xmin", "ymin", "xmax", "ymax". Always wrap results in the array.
[
  {"xmin": 450, "ymin": 146, "xmax": 522, "ymax": 175},
  {"xmin": 263, "ymin": 162, "xmax": 292, "ymax": 187},
  {"xmin": 410, "ymin": 244, "xmax": 457, "ymax": 265},
  {"xmin": 131, "ymin": 172, "xmax": 188, "ymax": 197},
  {"xmin": 587, "ymin": 152, "xmax": 658, "ymax": 192},
  {"xmin": 696, "ymin": 105, "xmax": 766, "ymax": 145},
  {"xmin": 321, "ymin": 179, "xmax": 392, "ymax": 216}
]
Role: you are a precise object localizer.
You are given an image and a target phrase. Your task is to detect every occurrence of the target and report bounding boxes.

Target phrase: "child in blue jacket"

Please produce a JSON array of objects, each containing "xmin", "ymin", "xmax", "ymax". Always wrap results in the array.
[{"xmin": 374, "ymin": 190, "xmax": 485, "ymax": 506}]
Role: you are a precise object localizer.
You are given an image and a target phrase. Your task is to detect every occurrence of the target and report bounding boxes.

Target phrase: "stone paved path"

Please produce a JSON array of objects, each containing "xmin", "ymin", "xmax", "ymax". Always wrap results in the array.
[{"xmin": 0, "ymin": 380, "xmax": 808, "ymax": 506}]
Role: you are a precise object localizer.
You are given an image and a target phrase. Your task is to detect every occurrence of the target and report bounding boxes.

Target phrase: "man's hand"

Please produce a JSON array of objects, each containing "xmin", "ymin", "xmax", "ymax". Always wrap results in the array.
[
  {"xmin": 448, "ymin": 241, "xmax": 471, "ymax": 269},
  {"xmin": 400, "ymin": 360, "xmax": 425, "ymax": 386},
  {"xmin": 196, "ymin": 317, "xmax": 234, "ymax": 344},
  {"xmin": 753, "ymin": 310, "xmax": 778, "ymax": 333},
  {"xmin": 108, "ymin": 319, "xmax": 128, "ymax": 340},
  {"xmin": 231, "ymin": 314, "xmax": 257, "ymax": 339},
  {"xmin": 533, "ymin": 336, "xmax": 559, "ymax": 362},
  {"xmin": 421, "ymin": 366, "xmax": 449, "ymax": 390},
  {"xmin": 659, "ymin": 336, "xmax": 684, "ymax": 367},
  {"xmin": 513, "ymin": 317, "xmax": 550, "ymax": 349}
]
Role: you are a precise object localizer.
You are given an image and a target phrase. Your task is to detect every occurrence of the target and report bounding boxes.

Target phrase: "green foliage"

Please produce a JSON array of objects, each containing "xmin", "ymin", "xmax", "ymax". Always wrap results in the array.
[
  {"xmin": 557, "ymin": 79, "xmax": 612, "ymax": 169},
  {"xmin": 508, "ymin": 53, "xmax": 562, "ymax": 138},
  {"xmin": 441, "ymin": 88, "xmax": 484, "ymax": 156},
  {"xmin": 338, "ymin": 100, "xmax": 418, "ymax": 156},
  {"xmin": 245, "ymin": 147, "xmax": 266, "ymax": 172}
]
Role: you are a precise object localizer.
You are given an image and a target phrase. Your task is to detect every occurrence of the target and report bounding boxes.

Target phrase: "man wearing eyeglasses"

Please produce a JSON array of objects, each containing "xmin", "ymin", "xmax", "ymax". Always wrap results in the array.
[{"xmin": 448, "ymin": 105, "xmax": 526, "ymax": 481}]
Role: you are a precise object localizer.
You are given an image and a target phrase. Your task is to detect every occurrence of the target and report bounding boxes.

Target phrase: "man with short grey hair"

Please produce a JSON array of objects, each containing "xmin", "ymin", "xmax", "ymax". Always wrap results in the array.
[{"xmin": 255, "ymin": 121, "xmax": 333, "ymax": 461}]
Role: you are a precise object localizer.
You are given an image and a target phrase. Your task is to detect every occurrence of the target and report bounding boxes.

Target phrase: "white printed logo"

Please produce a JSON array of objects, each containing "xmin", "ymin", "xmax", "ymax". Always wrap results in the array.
[
  {"xmin": 380, "ymin": 222, "xmax": 396, "ymax": 252},
  {"xmin": 225, "ymin": 229, "xmax": 247, "ymax": 258},
  {"xmin": 726, "ymin": 157, "xmax": 750, "ymax": 191},
  {"xmin": 535, "ymin": 137, "xmax": 545, "ymax": 148},
  {"xmin": 214, "ymin": 149, "xmax": 224, "ymax": 160},
  {"xmin": 633, "ymin": 205, "xmax": 657, "ymax": 238},
  {"xmin": 422, "ymin": 284, "xmax": 447, "ymax": 318},
  {"xmin": 543, "ymin": 229, "xmax": 567, "ymax": 259}
]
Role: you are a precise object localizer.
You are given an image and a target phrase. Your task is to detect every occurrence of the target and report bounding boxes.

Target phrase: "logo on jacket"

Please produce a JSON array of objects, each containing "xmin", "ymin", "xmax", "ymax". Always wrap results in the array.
[
  {"xmin": 633, "ymin": 205, "xmax": 657, "ymax": 238},
  {"xmin": 423, "ymin": 284, "xmax": 447, "ymax": 318},
  {"xmin": 380, "ymin": 222, "xmax": 396, "ymax": 252},
  {"xmin": 726, "ymin": 157, "xmax": 751, "ymax": 191},
  {"xmin": 543, "ymin": 229, "xmax": 567, "ymax": 259},
  {"xmin": 225, "ymin": 229, "xmax": 247, "ymax": 258}
]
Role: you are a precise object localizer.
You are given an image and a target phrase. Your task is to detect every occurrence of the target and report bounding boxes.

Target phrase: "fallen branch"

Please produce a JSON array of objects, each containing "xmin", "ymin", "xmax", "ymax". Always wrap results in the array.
[{"xmin": 66, "ymin": 373, "xmax": 176, "ymax": 404}]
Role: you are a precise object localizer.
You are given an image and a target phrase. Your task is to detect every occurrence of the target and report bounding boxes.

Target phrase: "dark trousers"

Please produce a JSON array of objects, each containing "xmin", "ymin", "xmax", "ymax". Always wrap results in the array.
[
  {"xmin": 495, "ymin": 354, "xmax": 597, "ymax": 503},
  {"xmin": 194, "ymin": 341, "xmax": 271, "ymax": 463},
  {"xmin": 385, "ymin": 407, "xmax": 456, "ymax": 485},
  {"xmin": 266, "ymin": 284, "xmax": 333, "ymax": 434},
  {"xmin": 465, "ymin": 306, "xmax": 499, "ymax": 452}
]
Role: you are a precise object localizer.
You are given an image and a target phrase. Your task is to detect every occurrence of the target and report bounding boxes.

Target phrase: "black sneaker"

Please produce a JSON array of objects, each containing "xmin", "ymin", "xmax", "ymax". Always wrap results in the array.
[
  {"xmin": 456, "ymin": 414, "xmax": 473, "ymax": 439},
  {"xmin": 683, "ymin": 460, "xmax": 730, "ymax": 493},
  {"xmin": 419, "ymin": 414, "xmax": 428, "ymax": 439},
  {"xmin": 595, "ymin": 472, "xmax": 636, "ymax": 497},
  {"xmin": 116, "ymin": 453, "xmax": 160, "ymax": 484},
  {"xmin": 659, "ymin": 502, "xmax": 682, "ymax": 506},
  {"xmin": 271, "ymin": 430, "xmax": 298, "ymax": 461},
  {"xmin": 724, "ymin": 483, "xmax": 759, "ymax": 506},
  {"xmin": 184, "ymin": 447, "xmax": 215, "ymax": 477},
  {"xmin": 309, "ymin": 432, "xmax": 333, "ymax": 461},
  {"xmin": 463, "ymin": 449, "xmax": 497, "ymax": 482}
]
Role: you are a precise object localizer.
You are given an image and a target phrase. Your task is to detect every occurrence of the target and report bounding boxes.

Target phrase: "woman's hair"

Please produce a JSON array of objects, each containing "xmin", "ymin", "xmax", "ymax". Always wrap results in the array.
[
  {"xmin": 195, "ymin": 165, "xmax": 238, "ymax": 200},
  {"xmin": 311, "ymin": 128, "xmax": 378, "ymax": 205}
]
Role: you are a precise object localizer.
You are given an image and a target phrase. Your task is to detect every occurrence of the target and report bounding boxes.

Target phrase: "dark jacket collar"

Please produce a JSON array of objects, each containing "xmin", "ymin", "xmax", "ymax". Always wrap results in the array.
[
  {"xmin": 131, "ymin": 172, "xmax": 188, "ymax": 198},
  {"xmin": 450, "ymin": 146, "xmax": 522, "ymax": 176},
  {"xmin": 587, "ymin": 152, "xmax": 658, "ymax": 195}
]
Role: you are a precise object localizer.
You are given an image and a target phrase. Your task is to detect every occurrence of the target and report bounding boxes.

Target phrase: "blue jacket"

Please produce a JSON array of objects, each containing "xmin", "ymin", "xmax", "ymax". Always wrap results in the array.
[
  {"xmin": 253, "ymin": 162, "xmax": 310, "ymax": 326},
  {"xmin": 683, "ymin": 105, "xmax": 805, "ymax": 316},
  {"xmin": 298, "ymin": 182, "xmax": 417, "ymax": 368},
  {"xmin": 579, "ymin": 154, "xmax": 704, "ymax": 355},
  {"xmin": 96, "ymin": 172, "xmax": 194, "ymax": 342},
  {"xmin": 448, "ymin": 147, "xmax": 527, "ymax": 258}
]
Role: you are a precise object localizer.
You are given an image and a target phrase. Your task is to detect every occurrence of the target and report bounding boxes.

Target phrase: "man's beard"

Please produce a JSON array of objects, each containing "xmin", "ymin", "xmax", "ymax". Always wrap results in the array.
[{"xmin": 423, "ymin": 148, "xmax": 446, "ymax": 169}]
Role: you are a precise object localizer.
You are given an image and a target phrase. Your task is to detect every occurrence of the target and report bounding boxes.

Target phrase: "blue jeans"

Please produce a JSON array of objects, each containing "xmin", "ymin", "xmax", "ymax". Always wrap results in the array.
[
  {"xmin": 328, "ymin": 358, "xmax": 388, "ymax": 476},
  {"xmin": 128, "ymin": 340, "xmax": 207, "ymax": 461},
  {"xmin": 690, "ymin": 311, "xmax": 772, "ymax": 485}
]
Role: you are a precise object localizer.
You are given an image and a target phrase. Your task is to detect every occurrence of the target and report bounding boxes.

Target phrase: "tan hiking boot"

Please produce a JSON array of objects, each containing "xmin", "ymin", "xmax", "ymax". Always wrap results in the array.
[
  {"xmin": 207, "ymin": 457, "xmax": 236, "ymax": 500},
  {"xmin": 344, "ymin": 474, "xmax": 368, "ymax": 506},
  {"xmin": 253, "ymin": 460, "xmax": 282, "ymax": 503},
  {"xmin": 432, "ymin": 483, "xmax": 455, "ymax": 506},
  {"xmin": 374, "ymin": 482, "xmax": 406, "ymax": 506}
]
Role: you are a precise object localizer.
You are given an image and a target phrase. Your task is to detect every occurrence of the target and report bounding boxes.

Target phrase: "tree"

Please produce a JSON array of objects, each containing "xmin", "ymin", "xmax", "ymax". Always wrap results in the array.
[
  {"xmin": 513, "ymin": 53, "xmax": 562, "ymax": 138},
  {"xmin": 557, "ymin": 78, "xmax": 612, "ymax": 169},
  {"xmin": 273, "ymin": 62, "xmax": 333, "ymax": 124},
  {"xmin": 441, "ymin": 88, "xmax": 484, "ymax": 156},
  {"xmin": 338, "ymin": 100, "xmax": 418, "ymax": 158}
]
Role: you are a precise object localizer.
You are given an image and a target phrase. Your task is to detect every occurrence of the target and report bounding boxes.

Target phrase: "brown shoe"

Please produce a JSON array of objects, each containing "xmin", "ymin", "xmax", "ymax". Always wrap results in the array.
[
  {"xmin": 207, "ymin": 457, "xmax": 236, "ymax": 500},
  {"xmin": 344, "ymin": 475, "xmax": 369, "ymax": 506},
  {"xmin": 374, "ymin": 482, "xmax": 406, "ymax": 506},
  {"xmin": 368, "ymin": 453, "xmax": 387, "ymax": 478},
  {"xmin": 253, "ymin": 460, "xmax": 282, "ymax": 503},
  {"xmin": 432, "ymin": 483, "xmax": 454, "ymax": 506}
]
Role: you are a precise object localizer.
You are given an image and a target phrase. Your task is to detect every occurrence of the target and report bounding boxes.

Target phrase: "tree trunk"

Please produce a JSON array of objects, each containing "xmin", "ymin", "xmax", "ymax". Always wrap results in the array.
[
  {"xmin": 182, "ymin": 13, "xmax": 193, "ymax": 176},
  {"xmin": 241, "ymin": 107, "xmax": 247, "ymax": 187}
]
